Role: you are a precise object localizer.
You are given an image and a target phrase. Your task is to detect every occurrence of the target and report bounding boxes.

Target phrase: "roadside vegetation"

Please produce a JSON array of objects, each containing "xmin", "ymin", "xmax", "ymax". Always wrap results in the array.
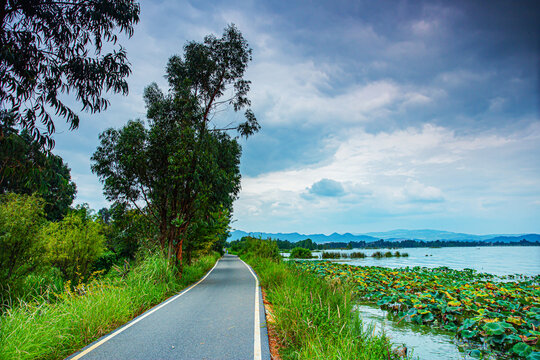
[
  {"xmin": 296, "ymin": 261, "xmax": 540, "ymax": 360},
  {"xmin": 232, "ymin": 237, "xmax": 406, "ymax": 360},
  {"xmin": 0, "ymin": 252, "xmax": 219, "ymax": 360},
  {"xmin": 1, "ymin": 2, "xmax": 259, "ymax": 357}
]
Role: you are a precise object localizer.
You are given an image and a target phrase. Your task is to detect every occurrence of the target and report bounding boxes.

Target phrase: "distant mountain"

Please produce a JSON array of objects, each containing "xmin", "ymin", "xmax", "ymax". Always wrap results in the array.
[
  {"xmin": 228, "ymin": 230, "xmax": 378, "ymax": 243},
  {"xmin": 228, "ymin": 229, "xmax": 539, "ymax": 244},
  {"xmin": 362, "ymin": 229, "xmax": 510, "ymax": 242}
]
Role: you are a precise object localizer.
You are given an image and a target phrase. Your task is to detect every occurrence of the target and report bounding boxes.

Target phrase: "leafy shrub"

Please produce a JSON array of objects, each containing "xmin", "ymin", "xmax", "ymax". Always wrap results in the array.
[
  {"xmin": 322, "ymin": 251, "xmax": 341, "ymax": 259},
  {"xmin": 0, "ymin": 193, "xmax": 47, "ymax": 303},
  {"xmin": 41, "ymin": 213, "xmax": 106, "ymax": 282},
  {"xmin": 290, "ymin": 247, "xmax": 312, "ymax": 259},
  {"xmin": 236, "ymin": 237, "xmax": 281, "ymax": 261},
  {"xmin": 92, "ymin": 251, "xmax": 119, "ymax": 273},
  {"xmin": 350, "ymin": 251, "xmax": 366, "ymax": 258}
]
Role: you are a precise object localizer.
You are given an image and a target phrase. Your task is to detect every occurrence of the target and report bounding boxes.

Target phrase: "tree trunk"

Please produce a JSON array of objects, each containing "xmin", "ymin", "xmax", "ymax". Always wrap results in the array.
[{"xmin": 175, "ymin": 235, "xmax": 184, "ymax": 275}]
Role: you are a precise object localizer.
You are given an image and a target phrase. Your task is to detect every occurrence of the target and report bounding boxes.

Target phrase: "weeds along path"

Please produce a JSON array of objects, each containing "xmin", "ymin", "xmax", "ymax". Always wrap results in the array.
[{"xmin": 67, "ymin": 255, "xmax": 270, "ymax": 360}]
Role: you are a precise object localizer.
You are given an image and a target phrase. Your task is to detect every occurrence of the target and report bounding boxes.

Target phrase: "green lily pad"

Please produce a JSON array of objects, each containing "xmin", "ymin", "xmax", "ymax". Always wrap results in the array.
[
  {"xmin": 483, "ymin": 322, "xmax": 506, "ymax": 336},
  {"xmin": 513, "ymin": 342, "xmax": 532, "ymax": 357},
  {"xmin": 461, "ymin": 329, "xmax": 478, "ymax": 339}
]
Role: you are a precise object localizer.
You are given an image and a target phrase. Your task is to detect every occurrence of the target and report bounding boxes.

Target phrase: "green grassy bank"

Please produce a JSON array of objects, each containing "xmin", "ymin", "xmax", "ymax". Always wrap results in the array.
[
  {"xmin": 241, "ymin": 249, "xmax": 404, "ymax": 359},
  {"xmin": 0, "ymin": 252, "xmax": 220, "ymax": 360}
]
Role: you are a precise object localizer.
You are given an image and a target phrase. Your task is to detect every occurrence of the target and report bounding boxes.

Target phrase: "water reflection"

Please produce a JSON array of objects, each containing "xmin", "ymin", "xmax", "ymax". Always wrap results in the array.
[{"xmin": 356, "ymin": 303, "xmax": 474, "ymax": 360}]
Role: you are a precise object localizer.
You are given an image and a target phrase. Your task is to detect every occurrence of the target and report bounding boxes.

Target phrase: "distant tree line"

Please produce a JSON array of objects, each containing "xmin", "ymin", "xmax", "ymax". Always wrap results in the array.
[{"xmin": 227, "ymin": 236, "xmax": 540, "ymax": 251}]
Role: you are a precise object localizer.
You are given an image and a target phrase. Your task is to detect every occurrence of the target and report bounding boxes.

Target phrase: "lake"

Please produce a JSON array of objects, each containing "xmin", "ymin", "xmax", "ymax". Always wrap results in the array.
[
  {"xmin": 285, "ymin": 246, "xmax": 540, "ymax": 359},
  {"xmin": 289, "ymin": 246, "xmax": 540, "ymax": 276}
]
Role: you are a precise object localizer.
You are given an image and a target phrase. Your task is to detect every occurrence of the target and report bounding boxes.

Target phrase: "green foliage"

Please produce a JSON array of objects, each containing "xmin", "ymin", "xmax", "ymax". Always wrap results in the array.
[
  {"xmin": 0, "ymin": 125, "xmax": 76, "ymax": 221},
  {"xmin": 0, "ymin": 0, "xmax": 140, "ymax": 148},
  {"xmin": 350, "ymin": 251, "xmax": 366, "ymax": 258},
  {"xmin": 91, "ymin": 251, "xmax": 119, "ymax": 273},
  {"xmin": 322, "ymin": 251, "xmax": 342, "ymax": 259},
  {"xmin": 290, "ymin": 247, "xmax": 312, "ymax": 259},
  {"xmin": 296, "ymin": 261, "xmax": 540, "ymax": 359},
  {"xmin": 41, "ymin": 212, "xmax": 106, "ymax": 282},
  {"xmin": 233, "ymin": 236, "xmax": 281, "ymax": 261},
  {"xmin": 183, "ymin": 207, "xmax": 231, "ymax": 263},
  {"xmin": 0, "ymin": 193, "xmax": 46, "ymax": 303},
  {"xmin": 0, "ymin": 252, "xmax": 220, "ymax": 360},
  {"xmin": 101, "ymin": 202, "xmax": 153, "ymax": 259},
  {"xmin": 294, "ymin": 238, "xmax": 317, "ymax": 250},
  {"xmin": 92, "ymin": 25, "xmax": 258, "ymax": 268}
]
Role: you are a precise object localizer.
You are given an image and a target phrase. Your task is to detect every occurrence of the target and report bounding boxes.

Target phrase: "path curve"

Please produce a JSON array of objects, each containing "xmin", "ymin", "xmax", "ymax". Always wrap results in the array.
[{"xmin": 67, "ymin": 255, "xmax": 270, "ymax": 360}]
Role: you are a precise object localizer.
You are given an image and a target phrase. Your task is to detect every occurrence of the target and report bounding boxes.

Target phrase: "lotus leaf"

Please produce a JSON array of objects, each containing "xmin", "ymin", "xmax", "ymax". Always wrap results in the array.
[{"xmin": 513, "ymin": 342, "xmax": 533, "ymax": 357}]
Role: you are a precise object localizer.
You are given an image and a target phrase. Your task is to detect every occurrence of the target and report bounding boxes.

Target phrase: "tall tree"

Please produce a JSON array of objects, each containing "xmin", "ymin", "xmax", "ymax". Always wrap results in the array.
[
  {"xmin": 0, "ymin": 123, "xmax": 76, "ymax": 221},
  {"xmin": 0, "ymin": 0, "xmax": 140, "ymax": 148},
  {"xmin": 92, "ymin": 25, "xmax": 259, "ymax": 270},
  {"xmin": 0, "ymin": 193, "xmax": 46, "ymax": 301}
]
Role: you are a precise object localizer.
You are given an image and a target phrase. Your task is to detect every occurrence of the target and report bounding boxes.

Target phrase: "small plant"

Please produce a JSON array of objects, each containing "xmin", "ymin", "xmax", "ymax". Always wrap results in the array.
[
  {"xmin": 350, "ymin": 251, "xmax": 366, "ymax": 258},
  {"xmin": 321, "ymin": 251, "xmax": 341, "ymax": 259},
  {"xmin": 384, "ymin": 251, "xmax": 393, "ymax": 257},
  {"xmin": 112, "ymin": 259, "xmax": 131, "ymax": 279},
  {"xmin": 290, "ymin": 247, "xmax": 312, "ymax": 259},
  {"xmin": 372, "ymin": 251, "xmax": 384, "ymax": 258}
]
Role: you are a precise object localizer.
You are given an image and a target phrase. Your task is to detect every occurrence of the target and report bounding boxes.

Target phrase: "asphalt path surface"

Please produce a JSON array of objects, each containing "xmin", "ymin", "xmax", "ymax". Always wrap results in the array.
[{"xmin": 67, "ymin": 255, "xmax": 270, "ymax": 360}]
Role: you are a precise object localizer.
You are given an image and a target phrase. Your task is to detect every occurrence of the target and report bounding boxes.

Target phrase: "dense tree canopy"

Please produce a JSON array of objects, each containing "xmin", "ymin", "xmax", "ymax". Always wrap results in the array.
[
  {"xmin": 0, "ymin": 193, "xmax": 46, "ymax": 297},
  {"xmin": 0, "ymin": 123, "xmax": 76, "ymax": 220},
  {"xmin": 0, "ymin": 0, "xmax": 140, "ymax": 148},
  {"xmin": 92, "ymin": 25, "xmax": 258, "ymax": 269}
]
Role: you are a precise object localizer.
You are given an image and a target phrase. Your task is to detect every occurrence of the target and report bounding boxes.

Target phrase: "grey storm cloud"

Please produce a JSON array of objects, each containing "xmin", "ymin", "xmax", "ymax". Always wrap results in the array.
[{"xmin": 308, "ymin": 179, "xmax": 345, "ymax": 197}]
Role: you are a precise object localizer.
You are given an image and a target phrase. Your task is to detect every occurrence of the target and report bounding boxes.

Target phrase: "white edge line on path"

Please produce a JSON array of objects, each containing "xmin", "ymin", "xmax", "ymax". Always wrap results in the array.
[
  {"xmin": 70, "ymin": 257, "xmax": 221, "ymax": 360},
  {"xmin": 239, "ymin": 258, "xmax": 262, "ymax": 360}
]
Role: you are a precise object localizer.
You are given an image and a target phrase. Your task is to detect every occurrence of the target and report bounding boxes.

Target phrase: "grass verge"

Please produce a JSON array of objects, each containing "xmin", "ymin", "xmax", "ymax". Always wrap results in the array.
[
  {"xmin": 243, "ymin": 255, "xmax": 405, "ymax": 360},
  {"xmin": 0, "ymin": 252, "xmax": 220, "ymax": 360}
]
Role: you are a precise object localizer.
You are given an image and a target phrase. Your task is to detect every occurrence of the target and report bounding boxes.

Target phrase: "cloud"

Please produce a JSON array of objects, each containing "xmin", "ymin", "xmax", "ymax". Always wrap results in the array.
[
  {"xmin": 234, "ymin": 121, "xmax": 540, "ymax": 233},
  {"xmin": 307, "ymin": 179, "xmax": 345, "ymax": 197},
  {"xmin": 399, "ymin": 180, "xmax": 444, "ymax": 203}
]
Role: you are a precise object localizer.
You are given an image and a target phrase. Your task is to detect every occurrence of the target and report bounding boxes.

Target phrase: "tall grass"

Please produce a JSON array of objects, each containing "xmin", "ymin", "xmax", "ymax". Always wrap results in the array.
[
  {"xmin": 0, "ymin": 252, "xmax": 220, "ymax": 360},
  {"xmin": 244, "ymin": 255, "xmax": 403, "ymax": 360}
]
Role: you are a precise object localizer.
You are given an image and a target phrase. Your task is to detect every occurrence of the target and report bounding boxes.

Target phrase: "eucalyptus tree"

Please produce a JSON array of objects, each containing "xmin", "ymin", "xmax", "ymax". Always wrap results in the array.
[
  {"xmin": 92, "ymin": 25, "xmax": 259, "ymax": 269},
  {"xmin": 0, "ymin": 0, "xmax": 140, "ymax": 148},
  {"xmin": 0, "ymin": 123, "xmax": 76, "ymax": 221}
]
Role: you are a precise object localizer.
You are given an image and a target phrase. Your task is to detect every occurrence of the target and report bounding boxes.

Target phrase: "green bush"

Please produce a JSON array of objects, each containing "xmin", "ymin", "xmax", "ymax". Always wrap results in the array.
[
  {"xmin": 41, "ymin": 213, "xmax": 106, "ymax": 282},
  {"xmin": 92, "ymin": 251, "xmax": 119, "ymax": 273},
  {"xmin": 290, "ymin": 247, "xmax": 312, "ymax": 259},
  {"xmin": 322, "ymin": 251, "xmax": 342, "ymax": 259},
  {"xmin": 0, "ymin": 193, "xmax": 47, "ymax": 304},
  {"xmin": 236, "ymin": 237, "xmax": 281, "ymax": 261}
]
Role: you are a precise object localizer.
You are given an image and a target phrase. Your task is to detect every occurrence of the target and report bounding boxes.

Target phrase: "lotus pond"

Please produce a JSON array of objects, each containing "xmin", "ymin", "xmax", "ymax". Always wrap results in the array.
[{"xmin": 294, "ymin": 261, "xmax": 540, "ymax": 359}]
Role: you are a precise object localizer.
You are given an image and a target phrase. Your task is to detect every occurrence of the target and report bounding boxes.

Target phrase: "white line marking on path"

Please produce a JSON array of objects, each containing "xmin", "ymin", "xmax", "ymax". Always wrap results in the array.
[
  {"xmin": 240, "ymin": 258, "xmax": 262, "ymax": 360},
  {"xmin": 70, "ymin": 258, "xmax": 221, "ymax": 360}
]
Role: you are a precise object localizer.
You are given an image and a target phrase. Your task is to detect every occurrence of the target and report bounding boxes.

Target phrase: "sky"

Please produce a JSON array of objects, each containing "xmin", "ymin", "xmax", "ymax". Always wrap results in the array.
[{"xmin": 52, "ymin": 0, "xmax": 540, "ymax": 235}]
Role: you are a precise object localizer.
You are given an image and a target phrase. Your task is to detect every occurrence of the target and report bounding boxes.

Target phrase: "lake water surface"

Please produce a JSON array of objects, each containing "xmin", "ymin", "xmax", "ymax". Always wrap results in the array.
[{"xmin": 306, "ymin": 246, "xmax": 540, "ymax": 276}]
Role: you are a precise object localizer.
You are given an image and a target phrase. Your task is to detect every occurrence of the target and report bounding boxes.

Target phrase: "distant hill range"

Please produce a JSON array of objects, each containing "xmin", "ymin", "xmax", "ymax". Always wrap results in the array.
[{"xmin": 228, "ymin": 229, "xmax": 540, "ymax": 244}]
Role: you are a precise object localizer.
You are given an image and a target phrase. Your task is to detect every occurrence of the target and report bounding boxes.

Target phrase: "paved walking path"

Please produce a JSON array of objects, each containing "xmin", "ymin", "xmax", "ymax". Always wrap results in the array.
[{"xmin": 67, "ymin": 255, "xmax": 270, "ymax": 360}]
